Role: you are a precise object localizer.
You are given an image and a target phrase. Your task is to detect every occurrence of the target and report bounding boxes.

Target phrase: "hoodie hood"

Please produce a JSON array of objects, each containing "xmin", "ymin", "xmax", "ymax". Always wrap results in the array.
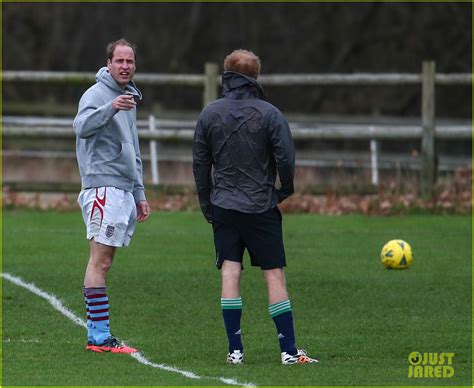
[
  {"xmin": 95, "ymin": 67, "xmax": 143, "ymax": 101},
  {"xmin": 222, "ymin": 71, "xmax": 265, "ymax": 100}
]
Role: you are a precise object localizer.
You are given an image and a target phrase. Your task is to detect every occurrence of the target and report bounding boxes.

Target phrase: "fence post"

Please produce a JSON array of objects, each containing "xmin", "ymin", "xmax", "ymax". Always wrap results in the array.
[
  {"xmin": 421, "ymin": 61, "xmax": 436, "ymax": 198},
  {"xmin": 148, "ymin": 114, "xmax": 160, "ymax": 185},
  {"xmin": 369, "ymin": 126, "xmax": 379, "ymax": 186},
  {"xmin": 203, "ymin": 62, "xmax": 218, "ymax": 107}
]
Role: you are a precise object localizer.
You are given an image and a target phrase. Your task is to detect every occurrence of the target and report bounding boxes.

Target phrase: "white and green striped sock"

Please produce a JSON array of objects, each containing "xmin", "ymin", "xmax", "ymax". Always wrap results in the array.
[
  {"xmin": 221, "ymin": 297, "xmax": 243, "ymax": 310},
  {"xmin": 268, "ymin": 299, "xmax": 292, "ymax": 318}
]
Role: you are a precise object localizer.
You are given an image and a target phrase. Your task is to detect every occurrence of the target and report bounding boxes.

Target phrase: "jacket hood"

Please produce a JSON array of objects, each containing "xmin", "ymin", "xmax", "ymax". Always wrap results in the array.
[
  {"xmin": 222, "ymin": 71, "xmax": 265, "ymax": 100},
  {"xmin": 95, "ymin": 67, "xmax": 143, "ymax": 101}
]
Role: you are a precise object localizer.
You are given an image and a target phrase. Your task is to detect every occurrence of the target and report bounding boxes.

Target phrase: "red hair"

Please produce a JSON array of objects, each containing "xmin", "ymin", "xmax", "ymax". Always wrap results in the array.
[{"xmin": 223, "ymin": 49, "xmax": 261, "ymax": 79}]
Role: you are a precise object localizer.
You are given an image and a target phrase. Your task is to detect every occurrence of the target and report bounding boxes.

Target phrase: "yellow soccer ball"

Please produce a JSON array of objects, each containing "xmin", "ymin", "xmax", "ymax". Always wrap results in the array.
[{"xmin": 380, "ymin": 239, "xmax": 413, "ymax": 269}]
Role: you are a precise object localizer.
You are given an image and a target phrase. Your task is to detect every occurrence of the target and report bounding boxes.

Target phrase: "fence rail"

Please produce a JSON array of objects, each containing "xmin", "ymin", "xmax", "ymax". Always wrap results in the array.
[
  {"xmin": 3, "ymin": 70, "xmax": 471, "ymax": 85},
  {"xmin": 1, "ymin": 71, "xmax": 206, "ymax": 86},
  {"xmin": 2, "ymin": 116, "xmax": 471, "ymax": 141}
]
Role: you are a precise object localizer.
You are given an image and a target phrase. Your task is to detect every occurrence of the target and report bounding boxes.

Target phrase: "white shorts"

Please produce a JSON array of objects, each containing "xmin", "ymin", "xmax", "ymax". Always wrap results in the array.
[{"xmin": 77, "ymin": 187, "xmax": 137, "ymax": 247}]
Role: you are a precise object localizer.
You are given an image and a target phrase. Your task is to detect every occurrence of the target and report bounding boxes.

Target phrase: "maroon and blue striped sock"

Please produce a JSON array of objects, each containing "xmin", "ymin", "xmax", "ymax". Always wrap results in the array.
[{"xmin": 84, "ymin": 286, "xmax": 110, "ymax": 345}]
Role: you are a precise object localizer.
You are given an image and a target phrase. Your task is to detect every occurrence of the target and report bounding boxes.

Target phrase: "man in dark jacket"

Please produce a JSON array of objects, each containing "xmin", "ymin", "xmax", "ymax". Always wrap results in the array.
[{"xmin": 193, "ymin": 49, "xmax": 318, "ymax": 365}]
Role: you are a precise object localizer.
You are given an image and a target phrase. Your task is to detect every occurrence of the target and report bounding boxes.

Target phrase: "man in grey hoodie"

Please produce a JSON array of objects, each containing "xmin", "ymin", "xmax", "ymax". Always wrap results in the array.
[{"xmin": 74, "ymin": 38, "xmax": 150, "ymax": 353}]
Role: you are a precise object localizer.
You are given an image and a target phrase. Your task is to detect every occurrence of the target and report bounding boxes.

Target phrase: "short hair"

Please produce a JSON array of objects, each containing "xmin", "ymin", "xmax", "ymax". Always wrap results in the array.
[
  {"xmin": 106, "ymin": 38, "xmax": 137, "ymax": 61},
  {"xmin": 223, "ymin": 49, "xmax": 261, "ymax": 79}
]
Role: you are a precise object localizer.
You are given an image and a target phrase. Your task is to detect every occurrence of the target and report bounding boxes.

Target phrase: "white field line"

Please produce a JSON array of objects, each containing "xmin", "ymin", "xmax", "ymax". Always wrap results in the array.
[
  {"xmin": 3, "ymin": 338, "xmax": 40, "ymax": 343},
  {"xmin": 2, "ymin": 272, "xmax": 256, "ymax": 387}
]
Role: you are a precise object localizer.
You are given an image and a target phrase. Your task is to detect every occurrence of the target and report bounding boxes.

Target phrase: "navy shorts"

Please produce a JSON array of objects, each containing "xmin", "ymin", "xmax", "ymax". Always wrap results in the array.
[{"xmin": 212, "ymin": 205, "xmax": 286, "ymax": 270}]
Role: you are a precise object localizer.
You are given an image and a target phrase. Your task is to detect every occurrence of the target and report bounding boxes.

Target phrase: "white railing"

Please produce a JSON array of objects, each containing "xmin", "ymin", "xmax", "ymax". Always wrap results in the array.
[{"xmin": 2, "ymin": 115, "xmax": 471, "ymax": 188}]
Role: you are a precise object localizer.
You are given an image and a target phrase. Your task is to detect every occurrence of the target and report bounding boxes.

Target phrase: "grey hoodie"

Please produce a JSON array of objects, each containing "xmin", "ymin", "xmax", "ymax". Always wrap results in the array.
[{"xmin": 74, "ymin": 67, "xmax": 146, "ymax": 203}]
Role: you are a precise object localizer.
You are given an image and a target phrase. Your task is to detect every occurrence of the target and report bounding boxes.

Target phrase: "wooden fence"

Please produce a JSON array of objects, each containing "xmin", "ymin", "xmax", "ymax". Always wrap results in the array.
[
  {"xmin": 2, "ymin": 61, "xmax": 472, "ymax": 197},
  {"xmin": 3, "ymin": 115, "xmax": 471, "ymax": 193}
]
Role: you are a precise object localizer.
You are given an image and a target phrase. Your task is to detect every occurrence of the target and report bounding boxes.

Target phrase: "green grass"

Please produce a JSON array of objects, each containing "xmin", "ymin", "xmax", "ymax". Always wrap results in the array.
[{"xmin": 2, "ymin": 210, "xmax": 472, "ymax": 386}]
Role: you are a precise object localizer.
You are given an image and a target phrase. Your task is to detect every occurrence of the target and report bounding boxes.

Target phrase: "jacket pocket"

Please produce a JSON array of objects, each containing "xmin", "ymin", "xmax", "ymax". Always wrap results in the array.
[{"xmin": 106, "ymin": 142, "xmax": 137, "ymax": 180}]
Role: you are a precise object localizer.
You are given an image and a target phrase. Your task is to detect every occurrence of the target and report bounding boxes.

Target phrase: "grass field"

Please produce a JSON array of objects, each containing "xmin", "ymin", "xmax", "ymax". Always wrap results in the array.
[{"xmin": 2, "ymin": 210, "xmax": 472, "ymax": 386}]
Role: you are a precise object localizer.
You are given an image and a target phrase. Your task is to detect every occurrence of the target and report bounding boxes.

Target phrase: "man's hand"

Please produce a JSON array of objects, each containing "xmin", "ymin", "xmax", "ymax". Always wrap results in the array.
[
  {"xmin": 112, "ymin": 94, "xmax": 136, "ymax": 111},
  {"xmin": 136, "ymin": 200, "xmax": 150, "ymax": 222}
]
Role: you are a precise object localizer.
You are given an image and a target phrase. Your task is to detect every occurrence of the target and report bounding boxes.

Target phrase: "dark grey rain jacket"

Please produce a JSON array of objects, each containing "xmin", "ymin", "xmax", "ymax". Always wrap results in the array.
[{"xmin": 193, "ymin": 71, "xmax": 295, "ymax": 222}]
